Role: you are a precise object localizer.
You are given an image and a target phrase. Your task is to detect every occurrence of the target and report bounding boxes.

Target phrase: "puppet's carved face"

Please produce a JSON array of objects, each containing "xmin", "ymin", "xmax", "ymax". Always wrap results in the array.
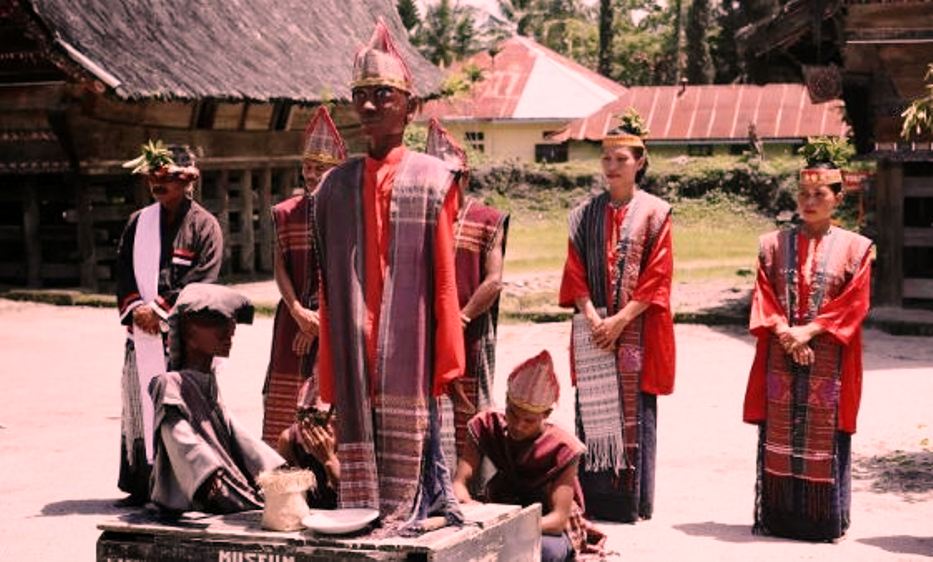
[{"xmin": 351, "ymin": 85, "xmax": 414, "ymax": 143}]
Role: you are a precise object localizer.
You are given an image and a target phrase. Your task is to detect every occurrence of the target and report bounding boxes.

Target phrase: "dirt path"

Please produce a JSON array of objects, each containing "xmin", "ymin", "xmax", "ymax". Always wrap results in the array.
[{"xmin": 0, "ymin": 300, "xmax": 930, "ymax": 560}]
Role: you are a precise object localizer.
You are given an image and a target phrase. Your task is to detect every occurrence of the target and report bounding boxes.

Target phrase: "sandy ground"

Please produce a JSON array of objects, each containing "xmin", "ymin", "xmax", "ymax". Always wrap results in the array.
[{"xmin": 0, "ymin": 299, "xmax": 931, "ymax": 561}]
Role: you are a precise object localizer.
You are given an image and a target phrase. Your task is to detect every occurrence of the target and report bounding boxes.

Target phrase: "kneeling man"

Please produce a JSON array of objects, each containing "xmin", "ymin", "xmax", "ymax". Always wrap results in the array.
[
  {"xmin": 453, "ymin": 351, "xmax": 602, "ymax": 562},
  {"xmin": 149, "ymin": 283, "xmax": 285, "ymax": 514}
]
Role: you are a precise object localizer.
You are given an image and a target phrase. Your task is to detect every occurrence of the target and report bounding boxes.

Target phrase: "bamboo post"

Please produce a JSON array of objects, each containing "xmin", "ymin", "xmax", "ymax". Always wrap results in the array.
[
  {"xmin": 258, "ymin": 167, "xmax": 273, "ymax": 272},
  {"xmin": 22, "ymin": 182, "xmax": 41, "ymax": 287},
  {"xmin": 217, "ymin": 170, "xmax": 231, "ymax": 275},
  {"xmin": 239, "ymin": 170, "xmax": 255, "ymax": 273}
]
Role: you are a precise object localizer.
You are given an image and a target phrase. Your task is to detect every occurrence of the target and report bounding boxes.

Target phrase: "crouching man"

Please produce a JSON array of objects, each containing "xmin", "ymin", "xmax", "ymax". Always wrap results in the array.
[
  {"xmin": 149, "ymin": 283, "xmax": 285, "ymax": 514},
  {"xmin": 453, "ymin": 351, "xmax": 605, "ymax": 562},
  {"xmin": 275, "ymin": 380, "xmax": 340, "ymax": 509}
]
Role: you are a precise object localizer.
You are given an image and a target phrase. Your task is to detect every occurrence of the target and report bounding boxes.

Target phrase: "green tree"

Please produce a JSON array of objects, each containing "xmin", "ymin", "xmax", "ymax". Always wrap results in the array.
[
  {"xmin": 710, "ymin": 0, "xmax": 743, "ymax": 83},
  {"xmin": 685, "ymin": 0, "xmax": 714, "ymax": 84},
  {"xmin": 420, "ymin": 0, "xmax": 455, "ymax": 67},
  {"xmin": 419, "ymin": 0, "xmax": 479, "ymax": 67},
  {"xmin": 498, "ymin": 0, "xmax": 545, "ymax": 36},
  {"xmin": 597, "ymin": 0, "xmax": 614, "ymax": 77},
  {"xmin": 397, "ymin": 0, "xmax": 421, "ymax": 34},
  {"xmin": 610, "ymin": 1, "xmax": 679, "ymax": 85},
  {"xmin": 453, "ymin": 10, "xmax": 478, "ymax": 60}
]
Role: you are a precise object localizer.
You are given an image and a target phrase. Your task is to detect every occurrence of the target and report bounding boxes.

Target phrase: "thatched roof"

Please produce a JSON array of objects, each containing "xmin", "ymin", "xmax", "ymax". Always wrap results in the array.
[{"xmin": 21, "ymin": 0, "xmax": 442, "ymax": 102}]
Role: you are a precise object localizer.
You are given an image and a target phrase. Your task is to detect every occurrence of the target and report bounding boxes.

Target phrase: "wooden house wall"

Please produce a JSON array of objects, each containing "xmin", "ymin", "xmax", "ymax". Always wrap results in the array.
[
  {"xmin": 842, "ymin": 2, "xmax": 933, "ymax": 305},
  {"xmin": 0, "ymin": 83, "xmax": 361, "ymax": 291}
]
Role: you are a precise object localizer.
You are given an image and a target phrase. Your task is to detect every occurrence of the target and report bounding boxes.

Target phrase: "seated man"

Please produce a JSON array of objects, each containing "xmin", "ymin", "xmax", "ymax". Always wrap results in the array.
[
  {"xmin": 453, "ymin": 351, "xmax": 603, "ymax": 562},
  {"xmin": 275, "ymin": 380, "xmax": 339, "ymax": 509},
  {"xmin": 149, "ymin": 283, "xmax": 286, "ymax": 514}
]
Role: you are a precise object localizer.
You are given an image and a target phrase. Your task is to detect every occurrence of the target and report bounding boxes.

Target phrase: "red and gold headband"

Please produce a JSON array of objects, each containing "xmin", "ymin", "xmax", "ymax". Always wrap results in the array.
[
  {"xmin": 302, "ymin": 151, "xmax": 344, "ymax": 165},
  {"xmin": 506, "ymin": 394, "xmax": 552, "ymax": 414},
  {"xmin": 799, "ymin": 168, "xmax": 843, "ymax": 186},
  {"xmin": 603, "ymin": 133, "xmax": 645, "ymax": 149}
]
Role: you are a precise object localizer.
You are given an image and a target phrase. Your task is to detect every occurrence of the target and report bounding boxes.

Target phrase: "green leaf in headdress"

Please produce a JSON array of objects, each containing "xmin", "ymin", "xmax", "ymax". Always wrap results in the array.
[
  {"xmin": 798, "ymin": 136, "xmax": 854, "ymax": 168},
  {"xmin": 617, "ymin": 107, "xmax": 649, "ymax": 137},
  {"xmin": 122, "ymin": 139, "xmax": 175, "ymax": 174}
]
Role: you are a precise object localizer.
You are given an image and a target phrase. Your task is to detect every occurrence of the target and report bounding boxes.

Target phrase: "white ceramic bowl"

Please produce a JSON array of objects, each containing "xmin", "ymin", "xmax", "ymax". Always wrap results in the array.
[{"xmin": 301, "ymin": 508, "xmax": 380, "ymax": 535}]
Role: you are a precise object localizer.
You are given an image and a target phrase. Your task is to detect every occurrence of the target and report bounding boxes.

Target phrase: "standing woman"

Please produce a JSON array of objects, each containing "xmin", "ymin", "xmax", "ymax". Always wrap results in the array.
[
  {"xmin": 261, "ymin": 106, "xmax": 347, "ymax": 446},
  {"xmin": 558, "ymin": 109, "xmax": 675, "ymax": 523},
  {"xmin": 743, "ymin": 141, "xmax": 872, "ymax": 541}
]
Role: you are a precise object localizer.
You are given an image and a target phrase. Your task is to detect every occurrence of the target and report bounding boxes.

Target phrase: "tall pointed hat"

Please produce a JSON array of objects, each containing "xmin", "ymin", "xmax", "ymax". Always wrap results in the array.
[
  {"xmin": 425, "ymin": 117, "xmax": 468, "ymax": 171},
  {"xmin": 303, "ymin": 105, "xmax": 347, "ymax": 165},
  {"xmin": 506, "ymin": 350, "xmax": 560, "ymax": 413},
  {"xmin": 351, "ymin": 18, "xmax": 414, "ymax": 94}
]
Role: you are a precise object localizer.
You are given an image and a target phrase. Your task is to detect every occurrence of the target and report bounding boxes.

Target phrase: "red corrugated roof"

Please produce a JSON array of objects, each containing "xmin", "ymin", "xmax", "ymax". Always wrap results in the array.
[
  {"xmin": 419, "ymin": 36, "xmax": 627, "ymax": 121},
  {"xmin": 553, "ymin": 83, "xmax": 849, "ymax": 142}
]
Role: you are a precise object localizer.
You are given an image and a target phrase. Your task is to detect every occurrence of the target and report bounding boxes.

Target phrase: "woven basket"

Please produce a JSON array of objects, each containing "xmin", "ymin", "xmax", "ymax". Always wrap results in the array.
[{"xmin": 257, "ymin": 468, "xmax": 317, "ymax": 531}]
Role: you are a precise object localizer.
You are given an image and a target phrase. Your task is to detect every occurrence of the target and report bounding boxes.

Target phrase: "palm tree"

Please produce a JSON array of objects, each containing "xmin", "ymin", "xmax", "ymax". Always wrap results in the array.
[
  {"xmin": 497, "ymin": 0, "xmax": 543, "ymax": 36},
  {"xmin": 419, "ymin": 0, "xmax": 480, "ymax": 67}
]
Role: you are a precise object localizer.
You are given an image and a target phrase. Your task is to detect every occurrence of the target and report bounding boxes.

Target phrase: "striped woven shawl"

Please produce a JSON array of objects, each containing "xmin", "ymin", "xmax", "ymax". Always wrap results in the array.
[
  {"xmin": 569, "ymin": 190, "xmax": 670, "ymax": 475},
  {"xmin": 312, "ymin": 151, "xmax": 457, "ymax": 530}
]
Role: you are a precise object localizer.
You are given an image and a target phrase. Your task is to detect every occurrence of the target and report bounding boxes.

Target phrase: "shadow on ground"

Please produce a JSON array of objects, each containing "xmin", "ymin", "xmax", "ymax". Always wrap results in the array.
[
  {"xmin": 857, "ymin": 535, "xmax": 933, "ymax": 557},
  {"xmin": 673, "ymin": 521, "xmax": 775, "ymax": 544},
  {"xmin": 674, "ymin": 289, "xmax": 751, "ymax": 326},
  {"xmin": 854, "ymin": 450, "xmax": 933, "ymax": 499},
  {"xmin": 40, "ymin": 498, "xmax": 124, "ymax": 517}
]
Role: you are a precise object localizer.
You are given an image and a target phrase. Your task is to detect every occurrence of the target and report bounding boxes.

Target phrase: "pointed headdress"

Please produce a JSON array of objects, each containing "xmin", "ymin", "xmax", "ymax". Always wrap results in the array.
[
  {"xmin": 303, "ymin": 106, "xmax": 347, "ymax": 165},
  {"xmin": 425, "ymin": 117, "xmax": 468, "ymax": 171},
  {"xmin": 351, "ymin": 18, "xmax": 414, "ymax": 94},
  {"xmin": 603, "ymin": 107, "xmax": 648, "ymax": 150},
  {"xmin": 506, "ymin": 350, "xmax": 560, "ymax": 414}
]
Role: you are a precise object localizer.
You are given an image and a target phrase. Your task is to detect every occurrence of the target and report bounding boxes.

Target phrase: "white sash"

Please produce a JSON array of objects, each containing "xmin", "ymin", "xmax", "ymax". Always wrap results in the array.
[{"xmin": 132, "ymin": 203, "xmax": 166, "ymax": 463}]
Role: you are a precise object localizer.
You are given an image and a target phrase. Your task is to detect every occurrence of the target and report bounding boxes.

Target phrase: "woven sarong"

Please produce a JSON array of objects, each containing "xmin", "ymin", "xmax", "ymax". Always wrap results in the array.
[
  {"xmin": 572, "ymin": 309, "xmax": 626, "ymax": 472},
  {"xmin": 440, "ymin": 199, "xmax": 508, "ymax": 479},
  {"xmin": 754, "ymin": 226, "xmax": 871, "ymax": 540},
  {"xmin": 263, "ymin": 194, "xmax": 319, "ymax": 445}
]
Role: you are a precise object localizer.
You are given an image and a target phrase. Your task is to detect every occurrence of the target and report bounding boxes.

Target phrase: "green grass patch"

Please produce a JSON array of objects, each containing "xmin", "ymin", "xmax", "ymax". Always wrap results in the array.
[
  {"xmin": 671, "ymin": 195, "xmax": 774, "ymax": 281},
  {"xmin": 500, "ymin": 191, "xmax": 775, "ymax": 281}
]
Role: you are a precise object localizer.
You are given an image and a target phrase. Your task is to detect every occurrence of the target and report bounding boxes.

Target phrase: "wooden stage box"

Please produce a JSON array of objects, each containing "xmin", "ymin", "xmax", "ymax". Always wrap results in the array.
[{"xmin": 97, "ymin": 502, "xmax": 541, "ymax": 562}]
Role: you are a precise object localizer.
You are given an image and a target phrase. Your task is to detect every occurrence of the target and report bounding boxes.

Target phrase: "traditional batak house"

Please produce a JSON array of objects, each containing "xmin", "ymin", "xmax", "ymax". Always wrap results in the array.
[
  {"xmin": 550, "ymin": 82, "xmax": 849, "ymax": 160},
  {"xmin": 0, "ymin": 0, "xmax": 441, "ymax": 290},
  {"xmin": 738, "ymin": 0, "xmax": 933, "ymax": 307}
]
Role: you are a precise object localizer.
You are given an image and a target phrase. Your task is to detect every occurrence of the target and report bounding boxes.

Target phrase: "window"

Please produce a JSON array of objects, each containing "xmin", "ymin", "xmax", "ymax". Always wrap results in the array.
[
  {"xmin": 687, "ymin": 144, "xmax": 714, "ymax": 157},
  {"xmin": 729, "ymin": 144, "xmax": 745, "ymax": 155},
  {"xmin": 535, "ymin": 143, "xmax": 568, "ymax": 163},
  {"xmin": 193, "ymin": 99, "xmax": 218, "ymax": 129},
  {"xmin": 269, "ymin": 101, "xmax": 293, "ymax": 131},
  {"xmin": 465, "ymin": 131, "xmax": 485, "ymax": 153}
]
